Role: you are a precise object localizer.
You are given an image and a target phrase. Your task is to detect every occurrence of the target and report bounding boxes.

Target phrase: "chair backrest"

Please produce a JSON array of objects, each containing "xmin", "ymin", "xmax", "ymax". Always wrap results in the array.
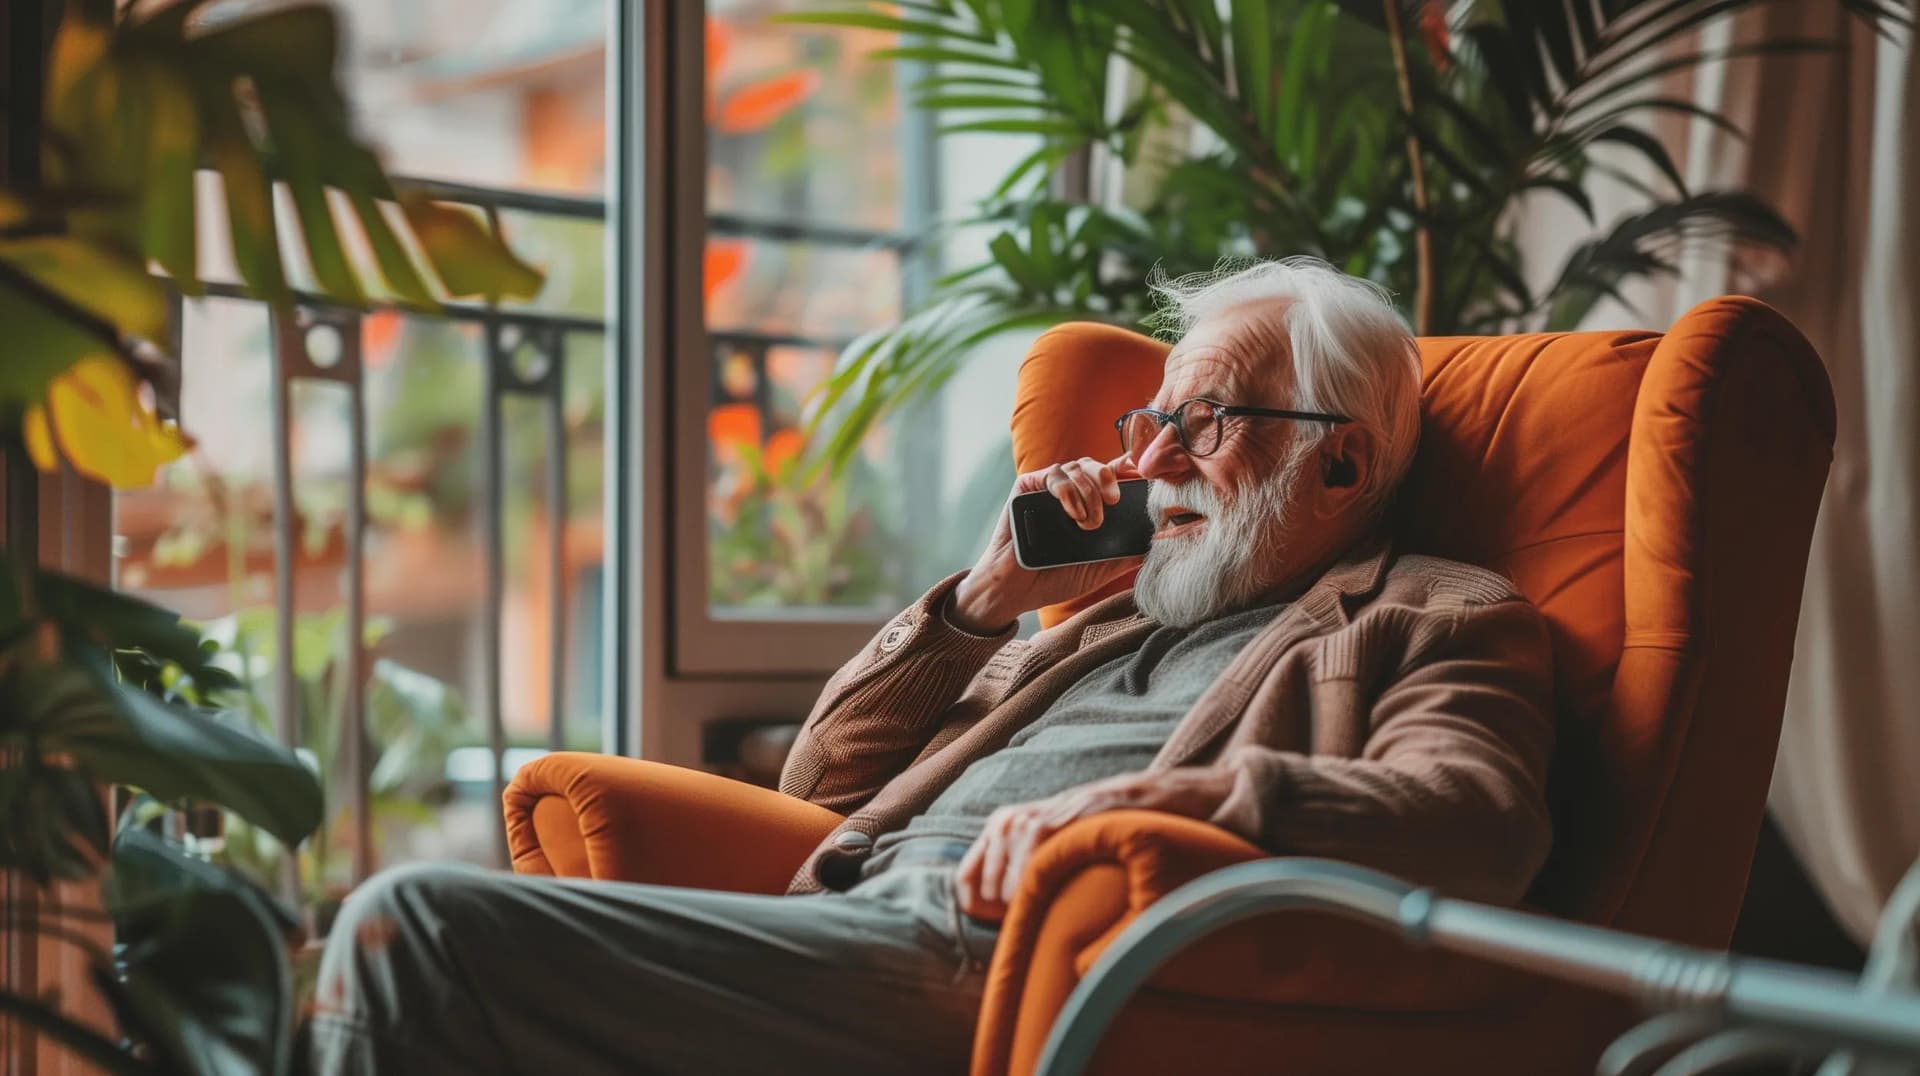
[{"xmin": 1008, "ymin": 298, "xmax": 1834, "ymax": 946}]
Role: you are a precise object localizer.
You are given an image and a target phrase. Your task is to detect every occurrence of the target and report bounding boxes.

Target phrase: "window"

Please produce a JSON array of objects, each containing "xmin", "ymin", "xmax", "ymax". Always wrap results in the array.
[
  {"xmin": 673, "ymin": 0, "xmax": 1037, "ymax": 677},
  {"xmin": 111, "ymin": 0, "xmax": 615, "ymax": 894}
]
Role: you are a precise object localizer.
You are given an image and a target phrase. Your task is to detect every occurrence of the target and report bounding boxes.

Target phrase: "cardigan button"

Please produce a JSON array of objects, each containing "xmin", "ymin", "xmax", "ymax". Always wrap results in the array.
[
  {"xmin": 878, "ymin": 623, "xmax": 910, "ymax": 651},
  {"xmin": 833, "ymin": 830, "xmax": 873, "ymax": 853}
]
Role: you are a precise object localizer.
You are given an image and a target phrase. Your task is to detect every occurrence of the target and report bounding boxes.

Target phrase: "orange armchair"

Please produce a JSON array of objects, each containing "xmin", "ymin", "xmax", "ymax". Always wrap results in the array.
[{"xmin": 505, "ymin": 296, "xmax": 1834, "ymax": 1074}]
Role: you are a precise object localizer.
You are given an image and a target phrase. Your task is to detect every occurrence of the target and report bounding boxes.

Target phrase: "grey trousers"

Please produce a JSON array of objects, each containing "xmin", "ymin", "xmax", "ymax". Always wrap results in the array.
[{"xmin": 303, "ymin": 861, "xmax": 999, "ymax": 1075}]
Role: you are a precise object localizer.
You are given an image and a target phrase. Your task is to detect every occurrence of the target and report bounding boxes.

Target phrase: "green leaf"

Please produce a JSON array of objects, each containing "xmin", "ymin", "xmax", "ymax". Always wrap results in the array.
[
  {"xmin": 0, "ymin": 236, "xmax": 168, "ymax": 343},
  {"xmin": 867, "ymin": 44, "xmax": 1025, "ymax": 68},
  {"xmin": 1229, "ymin": 0, "xmax": 1274, "ymax": 136},
  {"xmin": 1566, "ymin": 39, "xmax": 1835, "ymax": 117},
  {"xmin": 254, "ymin": 81, "xmax": 365, "ymax": 304},
  {"xmin": 989, "ymin": 144, "xmax": 1064, "ymax": 200},
  {"xmin": 1546, "ymin": 190, "xmax": 1795, "ymax": 329},
  {"xmin": 773, "ymin": 8, "xmax": 990, "ymax": 43},
  {"xmin": 201, "ymin": 91, "xmax": 289, "ymax": 302},
  {"xmin": 910, "ymin": 72, "xmax": 1042, "ymax": 94},
  {"xmin": 37, "ymin": 571, "xmax": 239, "ymax": 691},
  {"xmin": 1564, "ymin": 94, "xmax": 1747, "ymax": 142},
  {"xmin": 44, "ymin": 648, "xmax": 323, "ymax": 848},
  {"xmin": 398, "ymin": 196, "xmax": 546, "ymax": 303},
  {"xmin": 1458, "ymin": 24, "xmax": 1537, "ymax": 129},
  {"xmin": 1027, "ymin": 201, "xmax": 1057, "ymax": 285},
  {"xmin": 188, "ymin": 2, "xmax": 340, "ymax": 81},
  {"xmin": 0, "ymin": 272, "xmax": 113, "ymax": 409},
  {"xmin": 0, "ymin": 765, "xmax": 109, "ymax": 884},
  {"xmin": 132, "ymin": 58, "xmax": 201, "ymax": 293},
  {"xmin": 107, "ymin": 827, "xmax": 298, "ymax": 1076},
  {"xmin": 366, "ymin": 657, "xmax": 467, "ymax": 750},
  {"xmin": 987, "ymin": 231, "xmax": 1047, "ymax": 293},
  {"xmin": 1587, "ymin": 125, "xmax": 1688, "ymax": 195},
  {"xmin": 937, "ymin": 117, "xmax": 1087, "ymax": 137},
  {"xmin": 1520, "ymin": 175, "xmax": 1596, "ymax": 222},
  {"xmin": 912, "ymin": 92, "xmax": 1051, "ymax": 112}
]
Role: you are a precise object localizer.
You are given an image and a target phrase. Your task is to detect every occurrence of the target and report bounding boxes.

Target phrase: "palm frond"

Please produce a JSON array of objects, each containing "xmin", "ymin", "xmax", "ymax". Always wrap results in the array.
[{"xmin": 1544, "ymin": 190, "xmax": 1795, "ymax": 329}]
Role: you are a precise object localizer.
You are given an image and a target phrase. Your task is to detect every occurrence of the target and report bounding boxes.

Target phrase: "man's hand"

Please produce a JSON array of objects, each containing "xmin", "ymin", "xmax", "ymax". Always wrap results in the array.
[
  {"xmin": 954, "ymin": 767, "xmax": 1236, "ymax": 921},
  {"xmin": 949, "ymin": 455, "xmax": 1145, "ymax": 634}
]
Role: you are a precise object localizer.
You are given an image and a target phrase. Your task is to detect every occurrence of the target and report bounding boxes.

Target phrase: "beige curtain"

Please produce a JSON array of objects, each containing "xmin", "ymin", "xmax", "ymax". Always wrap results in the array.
[
  {"xmin": 1755, "ymin": 19, "xmax": 1919, "ymax": 946},
  {"xmin": 1641, "ymin": 10, "xmax": 1919, "ymax": 944}
]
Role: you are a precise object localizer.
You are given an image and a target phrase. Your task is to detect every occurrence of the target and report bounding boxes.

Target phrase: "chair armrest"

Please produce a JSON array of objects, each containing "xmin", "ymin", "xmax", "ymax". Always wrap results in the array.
[
  {"xmin": 502, "ymin": 752, "xmax": 843, "ymax": 893},
  {"xmin": 973, "ymin": 811, "xmax": 1524, "ymax": 1076}
]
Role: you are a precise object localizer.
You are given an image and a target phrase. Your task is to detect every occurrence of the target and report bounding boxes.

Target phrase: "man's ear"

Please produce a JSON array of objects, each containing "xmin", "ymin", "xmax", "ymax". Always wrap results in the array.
[{"xmin": 1314, "ymin": 425, "xmax": 1376, "ymax": 517}]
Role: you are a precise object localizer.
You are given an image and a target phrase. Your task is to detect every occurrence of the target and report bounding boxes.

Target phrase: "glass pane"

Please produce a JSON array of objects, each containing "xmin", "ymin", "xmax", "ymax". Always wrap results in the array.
[
  {"xmin": 708, "ymin": 0, "xmax": 901, "ymax": 228},
  {"xmin": 112, "ymin": 0, "xmax": 612, "ymax": 918},
  {"xmin": 703, "ymin": 0, "xmax": 912, "ymax": 616},
  {"xmin": 700, "ymin": 3, "xmax": 1041, "ymax": 621},
  {"xmin": 341, "ymin": 0, "xmax": 608, "ymax": 195}
]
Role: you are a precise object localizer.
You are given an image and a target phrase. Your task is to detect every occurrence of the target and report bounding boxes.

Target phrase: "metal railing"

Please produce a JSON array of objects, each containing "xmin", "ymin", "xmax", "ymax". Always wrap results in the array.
[
  {"xmin": 217, "ymin": 174, "xmax": 906, "ymax": 886},
  {"xmin": 1038, "ymin": 858, "xmax": 1920, "ymax": 1076}
]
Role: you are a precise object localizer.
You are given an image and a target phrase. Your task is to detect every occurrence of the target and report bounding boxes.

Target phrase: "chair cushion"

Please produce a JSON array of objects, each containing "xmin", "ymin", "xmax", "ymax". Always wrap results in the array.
[{"xmin": 1395, "ymin": 330, "xmax": 1659, "ymax": 771}]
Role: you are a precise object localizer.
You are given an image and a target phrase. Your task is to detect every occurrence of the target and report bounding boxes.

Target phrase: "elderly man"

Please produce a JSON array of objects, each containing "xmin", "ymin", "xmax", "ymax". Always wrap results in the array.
[{"xmin": 306, "ymin": 258, "xmax": 1554, "ymax": 1075}]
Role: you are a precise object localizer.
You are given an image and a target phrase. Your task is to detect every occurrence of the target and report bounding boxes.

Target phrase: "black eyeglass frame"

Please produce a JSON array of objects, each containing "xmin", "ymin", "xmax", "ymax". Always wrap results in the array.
[{"xmin": 1113, "ymin": 397, "xmax": 1353, "ymax": 460}]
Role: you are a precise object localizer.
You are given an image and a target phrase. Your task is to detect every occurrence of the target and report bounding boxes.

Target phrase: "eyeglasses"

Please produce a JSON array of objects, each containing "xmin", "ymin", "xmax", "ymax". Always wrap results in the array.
[{"xmin": 1115, "ymin": 397, "xmax": 1351, "ymax": 462}]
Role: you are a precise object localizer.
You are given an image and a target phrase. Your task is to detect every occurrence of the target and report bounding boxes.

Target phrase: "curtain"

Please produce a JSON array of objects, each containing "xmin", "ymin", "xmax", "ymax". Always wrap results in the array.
[
  {"xmin": 1753, "ymin": 19, "xmax": 1920, "ymax": 946},
  {"xmin": 1641, "ymin": 10, "xmax": 1919, "ymax": 944}
]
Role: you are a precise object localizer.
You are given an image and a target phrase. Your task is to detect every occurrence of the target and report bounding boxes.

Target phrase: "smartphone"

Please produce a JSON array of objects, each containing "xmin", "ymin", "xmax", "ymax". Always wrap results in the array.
[{"xmin": 1011, "ymin": 478, "xmax": 1154, "ymax": 570}]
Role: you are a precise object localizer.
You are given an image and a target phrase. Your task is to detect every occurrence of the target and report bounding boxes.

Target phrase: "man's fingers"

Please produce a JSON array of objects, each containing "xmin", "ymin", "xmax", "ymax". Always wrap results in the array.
[
  {"xmin": 1108, "ymin": 454, "xmax": 1142, "ymax": 481},
  {"xmin": 999, "ymin": 816, "xmax": 1042, "ymax": 904},
  {"xmin": 1071, "ymin": 456, "xmax": 1120, "ymax": 508},
  {"xmin": 1060, "ymin": 461, "xmax": 1105, "ymax": 530},
  {"xmin": 1042, "ymin": 469, "xmax": 1085, "ymax": 524},
  {"xmin": 957, "ymin": 838, "xmax": 983, "ymax": 891},
  {"xmin": 975, "ymin": 812, "xmax": 1012, "ymax": 901}
]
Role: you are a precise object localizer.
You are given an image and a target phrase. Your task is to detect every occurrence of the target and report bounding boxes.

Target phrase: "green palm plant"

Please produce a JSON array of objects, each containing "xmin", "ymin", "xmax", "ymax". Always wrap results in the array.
[{"xmin": 789, "ymin": 0, "xmax": 1904, "ymax": 474}]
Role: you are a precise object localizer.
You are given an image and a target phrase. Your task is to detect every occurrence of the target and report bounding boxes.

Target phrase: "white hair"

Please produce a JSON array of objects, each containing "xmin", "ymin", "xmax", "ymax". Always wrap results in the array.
[{"xmin": 1148, "ymin": 257, "xmax": 1423, "ymax": 511}]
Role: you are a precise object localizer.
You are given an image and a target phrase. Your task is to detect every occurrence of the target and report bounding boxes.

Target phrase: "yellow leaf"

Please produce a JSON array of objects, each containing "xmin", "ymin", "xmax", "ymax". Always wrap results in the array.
[
  {"xmin": 397, "ymin": 195, "xmax": 545, "ymax": 303},
  {"xmin": 44, "ymin": 356, "xmax": 192, "ymax": 490},
  {"xmin": 23, "ymin": 405, "xmax": 57, "ymax": 473},
  {"xmin": 46, "ymin": 19, "xmax": 110, "ymax": 120}
]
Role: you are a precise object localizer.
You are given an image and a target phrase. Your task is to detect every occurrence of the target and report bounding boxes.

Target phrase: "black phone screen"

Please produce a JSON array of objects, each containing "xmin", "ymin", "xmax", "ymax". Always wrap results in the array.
[{"xmin": 1010, "ymin": 478, "xmax": 1154, "ymax": 570}]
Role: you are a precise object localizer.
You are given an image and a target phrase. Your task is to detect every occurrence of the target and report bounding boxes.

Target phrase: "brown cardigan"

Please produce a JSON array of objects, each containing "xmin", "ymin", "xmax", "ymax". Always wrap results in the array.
[{"xmin": 779, "ymin": 538, "xmax": 1556, "ymax": 904}]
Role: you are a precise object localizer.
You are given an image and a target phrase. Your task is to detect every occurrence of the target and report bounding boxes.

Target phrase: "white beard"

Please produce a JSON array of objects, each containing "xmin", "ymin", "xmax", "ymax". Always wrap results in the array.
[{"xmin": 1133, "ymin": 448, "xmax": 1311, "ymax": 628}]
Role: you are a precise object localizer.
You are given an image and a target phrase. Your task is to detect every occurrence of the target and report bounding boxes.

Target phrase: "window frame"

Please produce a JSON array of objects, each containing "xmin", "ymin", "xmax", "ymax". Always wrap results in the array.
[{"xmin": 644, "ymin": 0, "xmax": 944, "ymax": 682}]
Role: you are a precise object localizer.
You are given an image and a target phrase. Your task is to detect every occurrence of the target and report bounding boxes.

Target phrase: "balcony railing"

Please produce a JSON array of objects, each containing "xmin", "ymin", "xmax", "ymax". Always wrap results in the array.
[{"xmin": 188, "ymin": 173, "xmax": 908, "ymax": 893}]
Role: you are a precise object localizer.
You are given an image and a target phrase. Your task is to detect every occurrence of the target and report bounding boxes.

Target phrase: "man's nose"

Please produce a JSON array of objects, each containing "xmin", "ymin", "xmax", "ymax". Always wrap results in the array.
[{"xmin": 1132, "ymin": 422, "xmax": 1193, "ymax": 481}]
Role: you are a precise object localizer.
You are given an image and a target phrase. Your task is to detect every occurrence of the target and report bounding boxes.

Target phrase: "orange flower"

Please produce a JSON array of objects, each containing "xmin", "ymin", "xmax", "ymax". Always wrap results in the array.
[
  {"xmin": 716, "ymin": 71, "xmax": 821, "ymax": 134},
  {"xmin": 763, "ymin": 428, "xmax": 805, "ymax": 478},
  {"xmin": 364, "ymin": 309, "xmax": 404, "ymax": 369},
  {"xmin": 704, "ymin": 241, "xmax": 747, "ymax": 307},
  {"xmin": 707, "ymin": 402, "xmax": 762, "ymax": 465},
  {"xmin": 23, "ymin": 356, "xmax": 191, "ymax": 489}
]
